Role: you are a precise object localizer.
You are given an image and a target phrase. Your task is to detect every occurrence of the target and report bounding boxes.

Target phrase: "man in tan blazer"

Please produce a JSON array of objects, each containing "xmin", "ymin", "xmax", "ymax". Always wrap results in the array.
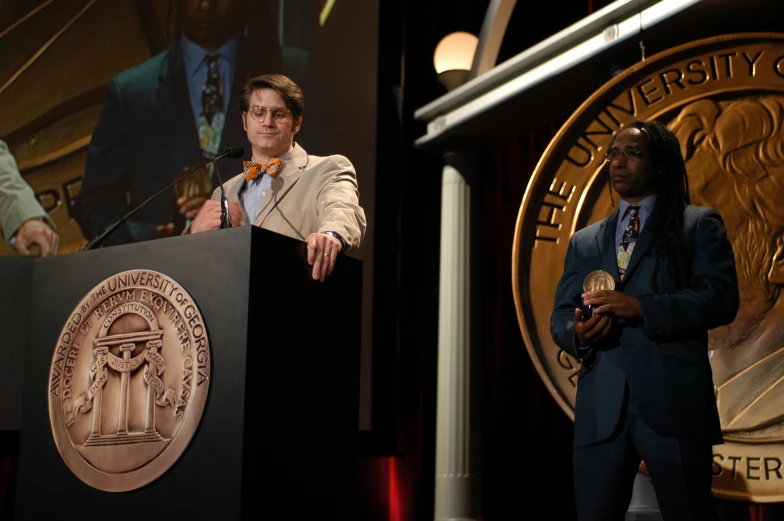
[
  {"xmin": 188, "ymin": 73, "xmax": 366, "ymax": 282},
  {"xmin": 0, "ymin": 140, "xmax": 59, "ymax": 256}
]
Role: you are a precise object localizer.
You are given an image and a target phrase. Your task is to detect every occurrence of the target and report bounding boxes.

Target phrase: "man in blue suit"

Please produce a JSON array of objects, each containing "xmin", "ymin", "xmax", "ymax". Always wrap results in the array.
[
  {"xmin": 74, "ymin": 0, "xmax": 281, "ymax": 245},
  {"xmin": 551, "ymin": 119, "xmax": 739, "ymax": 521}
]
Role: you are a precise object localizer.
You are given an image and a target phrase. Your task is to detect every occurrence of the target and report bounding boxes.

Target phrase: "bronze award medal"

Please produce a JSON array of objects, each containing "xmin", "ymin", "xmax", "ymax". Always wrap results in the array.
[
  {"xmin": 48, "ymin": 269, "xmax": 211, "ymax": 492},
  {"xmin": 582, "ymin": 270, "xmax": 616, "ymax": 319},
  {"xmin": 512, "ymin": 33, "xmax": 784, "ymax": 501}
]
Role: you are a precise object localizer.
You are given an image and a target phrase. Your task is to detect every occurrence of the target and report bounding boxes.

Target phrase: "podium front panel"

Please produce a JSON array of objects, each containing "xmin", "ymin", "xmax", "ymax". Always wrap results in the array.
[
  {"xmin": 14, "ymin": 226, "xmax": 362, "ymax": 520},
  {"xmin": 0, "ymin": 257, "xmax": 33, "ymax": 432},
  {"xmin": 16, "ymin": 228, "xmax": 253, "ymax": 520}
]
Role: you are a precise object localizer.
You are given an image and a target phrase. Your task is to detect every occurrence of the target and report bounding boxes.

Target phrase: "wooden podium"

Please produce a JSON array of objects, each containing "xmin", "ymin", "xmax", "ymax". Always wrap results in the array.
[{"xmin": 5, "ymin": 226, "xmax": 362, "ymax": 520}]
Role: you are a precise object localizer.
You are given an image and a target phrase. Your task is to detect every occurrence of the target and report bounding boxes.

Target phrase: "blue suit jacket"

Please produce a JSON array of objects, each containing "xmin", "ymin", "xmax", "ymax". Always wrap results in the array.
[
  {"xmin": 74, "ymin": 38, "xmax": 282, "ymax": 245},
  {"xmin": 551, "ymin": 205, "xmax": 739, "ymax": 448}
]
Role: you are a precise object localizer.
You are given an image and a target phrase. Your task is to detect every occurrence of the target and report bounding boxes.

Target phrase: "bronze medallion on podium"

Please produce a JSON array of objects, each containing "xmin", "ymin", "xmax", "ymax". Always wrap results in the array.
[
  {"xmin": 512, "ymin": 33, "xmax": 784, "ymax": 502},
  {"xmin": 48, "ymin": 269, "xmax": 211, "ymax": 492}
]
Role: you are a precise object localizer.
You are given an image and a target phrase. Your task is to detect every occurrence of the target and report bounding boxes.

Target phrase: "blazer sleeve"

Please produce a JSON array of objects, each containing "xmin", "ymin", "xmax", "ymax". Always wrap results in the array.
[
  {"xmin": 73, "ymin": 79, "xmax": 134, "ymax": 244},
  {"xmin": 0, "ymin": 140, "xmax": 53, "ymax": 248},
  {"xmin": 551, "ymin": 234, "xmax": 584, "ymax": 360},
  {"xmin": 636, "ymin": 208, "xmax": 740, "ymax": 337},
  {"xmin": 315, "ymin": 155, "xmax": 367, "ymax": 252}
]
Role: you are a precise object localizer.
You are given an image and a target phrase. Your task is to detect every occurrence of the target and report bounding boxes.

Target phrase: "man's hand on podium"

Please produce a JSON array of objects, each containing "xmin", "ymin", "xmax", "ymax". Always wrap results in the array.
[
  {"xmin": 189, "ymin": 199, "xmax": 243, "ymax": 234},
  {"xmin": 306, "ymin": 232, "xmax": 342, "ymax": 282}
]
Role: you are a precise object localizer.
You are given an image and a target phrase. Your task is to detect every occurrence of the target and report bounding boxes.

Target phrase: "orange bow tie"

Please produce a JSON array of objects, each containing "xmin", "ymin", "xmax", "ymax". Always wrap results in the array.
[{"xmin": 244, "ymin": 158, "xmax": 282, "ymax": 182}]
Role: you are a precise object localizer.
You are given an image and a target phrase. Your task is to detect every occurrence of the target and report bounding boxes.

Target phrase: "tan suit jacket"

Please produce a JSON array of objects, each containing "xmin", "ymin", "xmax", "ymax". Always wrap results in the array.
[
  {"xmin": 0, "ymin": 140, "xmax": 54, "ymax": 249},
  {"xmin": 212, "ymin": 143, "xmax": 366, "ymax": 251}
]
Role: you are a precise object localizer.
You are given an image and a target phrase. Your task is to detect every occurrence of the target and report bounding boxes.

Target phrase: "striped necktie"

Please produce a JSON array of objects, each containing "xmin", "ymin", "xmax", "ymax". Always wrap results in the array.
[{"xmin": 198, "ymin": 54, "xmax": 224, "ymax": 159}]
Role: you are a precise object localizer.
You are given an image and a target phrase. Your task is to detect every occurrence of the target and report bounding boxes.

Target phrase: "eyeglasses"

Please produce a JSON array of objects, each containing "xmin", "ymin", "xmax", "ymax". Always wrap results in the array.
[
  {"xmin": 603, "ymin": 148, "xmax": 646, "ymax": 162},
  {"xmin": 248, "ymin": 106, "xmax": 290, "ymax": 123}
]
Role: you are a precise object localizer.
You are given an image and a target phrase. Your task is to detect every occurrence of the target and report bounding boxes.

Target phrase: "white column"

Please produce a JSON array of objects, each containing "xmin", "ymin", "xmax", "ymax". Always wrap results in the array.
[
  {"xmin": 626, "ymin": 472, "xmax": 662, "ymax": 521},
  {"xmin": 435, "ymin": 163, "xmax": 478, "ymax": 521}
]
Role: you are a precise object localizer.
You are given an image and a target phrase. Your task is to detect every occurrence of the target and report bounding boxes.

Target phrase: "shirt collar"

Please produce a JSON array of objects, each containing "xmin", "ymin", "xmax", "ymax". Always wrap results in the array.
[
  {"xmin": 250, "ymin": 146, "xmax": 293, "ymax": 168},
  {"xmin": 619, "ymin": 194, "xmax": 657, "ymax": 219},
  {"xmin": 181, "ymin": 35, "xmax": 239, "ymax": 80}
]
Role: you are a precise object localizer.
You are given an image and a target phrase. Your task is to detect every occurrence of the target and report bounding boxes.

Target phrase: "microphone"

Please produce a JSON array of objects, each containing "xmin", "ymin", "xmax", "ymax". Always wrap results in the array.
[
  {"xmin": 213, "ymin": 156, "xmax": 229, "ymax": 229},
  {"xmin": 214, "ymin": 145, "xmax": 243, "ymax": 229},
  {"xmin": 221, "ymin": 145, "xmax": 245, "ymax": 159},
  {"xmin": 82, "ymin": 145, "xmax": 245, "ymax": 250}
]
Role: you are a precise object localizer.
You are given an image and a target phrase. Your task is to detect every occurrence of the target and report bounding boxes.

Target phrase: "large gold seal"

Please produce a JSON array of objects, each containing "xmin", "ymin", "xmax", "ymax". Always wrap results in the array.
[
  {"xmin": 512, "ymin": 33, "xmax": 784, "ymax": 502},
  {"xmin": 48, "ymin": 269, "xmax": 211, "ymax": 492}
]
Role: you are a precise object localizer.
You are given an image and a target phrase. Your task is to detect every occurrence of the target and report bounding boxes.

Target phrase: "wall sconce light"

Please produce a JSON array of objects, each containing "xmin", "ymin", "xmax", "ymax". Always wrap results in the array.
[{"xmin": 433, "ymin": 31, "xmax": 479, "ymax": 92}]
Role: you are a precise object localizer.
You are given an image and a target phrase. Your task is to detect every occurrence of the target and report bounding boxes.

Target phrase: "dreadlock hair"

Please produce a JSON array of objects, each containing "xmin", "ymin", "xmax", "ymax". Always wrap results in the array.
[{"xmin": 606, "ymin": 119, "xmax": 691, "ymax": 291}]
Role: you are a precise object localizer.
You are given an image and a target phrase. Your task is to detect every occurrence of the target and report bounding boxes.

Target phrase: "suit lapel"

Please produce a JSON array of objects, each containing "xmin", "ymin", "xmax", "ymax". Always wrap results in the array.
[
  {"xmin": 619, "ymin": 210, "xmax": 658, "ymax": 288},
  {"xmin": 156, "ymin": 42, "xmax": 202, "ymax": 164},
  {"xmin": 217, "ymin": 60, "xmax": 247, "ymax": 166},
  {"xmin": 254, "ymin": 144, "xmax": 307, "ymax": 227},
  {"xmin": 225, "ymin": 171, "xmax": 245, "ymax": 202},
  {"xmin": 597, "ymin": 208, "xmax": 620, "ymax": 280}
]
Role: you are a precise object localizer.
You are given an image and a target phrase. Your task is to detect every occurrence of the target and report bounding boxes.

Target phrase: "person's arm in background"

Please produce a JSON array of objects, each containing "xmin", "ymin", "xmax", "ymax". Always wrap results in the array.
[{"xmin": 0, "ymin": 140, "xmax": 59, "ymax": 257}]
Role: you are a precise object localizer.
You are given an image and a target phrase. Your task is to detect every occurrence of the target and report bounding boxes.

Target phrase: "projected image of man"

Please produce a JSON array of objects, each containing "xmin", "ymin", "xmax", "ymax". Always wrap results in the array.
[{"xmin": 74, "ymin": 0, "xmax": 282, "ymax": 245}]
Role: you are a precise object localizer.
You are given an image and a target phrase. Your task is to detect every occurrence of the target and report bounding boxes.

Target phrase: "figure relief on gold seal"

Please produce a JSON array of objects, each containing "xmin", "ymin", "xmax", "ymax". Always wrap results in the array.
[
  {"xmin": 512, "ymin": 33, "xmax": 784, "ymax": 502},
  {"xmin": 48, "ymin": 269, "xmax": 210, "ymax": 492}
]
